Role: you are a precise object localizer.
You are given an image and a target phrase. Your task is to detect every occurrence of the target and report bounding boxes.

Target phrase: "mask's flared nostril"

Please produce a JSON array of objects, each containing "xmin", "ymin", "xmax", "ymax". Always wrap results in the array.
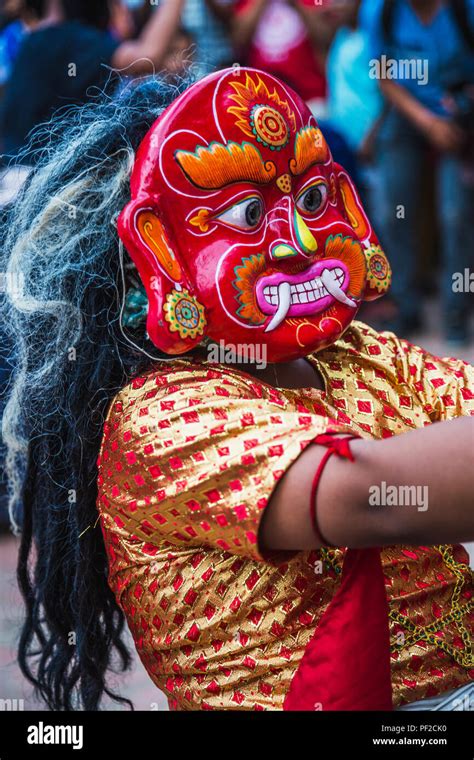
[{"xmin": 271, "ymin": 243, "xmax": 298, "ymax": 260}]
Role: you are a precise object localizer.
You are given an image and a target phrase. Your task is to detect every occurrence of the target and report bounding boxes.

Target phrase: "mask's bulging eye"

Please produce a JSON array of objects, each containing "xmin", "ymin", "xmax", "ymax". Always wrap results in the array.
[
  {"xmin": 297, "ymin": 182, "xmax": 328, "ymax": 215},
  {"xmin": 215, "ymin": 197, "xmax": 264, "ymax": 230}
]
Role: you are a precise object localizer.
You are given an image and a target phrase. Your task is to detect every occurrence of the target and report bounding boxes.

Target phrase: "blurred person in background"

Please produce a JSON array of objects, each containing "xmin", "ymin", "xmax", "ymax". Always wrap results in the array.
[
  {"xmin": 324, "ymin": 0, "xmax": 395, "ymax": 326},
  {"xmin": 326, "ymin": 0, "xmax": 384, "ymax": 173},
  {"xmin": 181, "ymin": 0, "xmax": 234, "ymax": 75},
  {"xmin": 231, "ymin": 0, "xmax": 335, "ymax": 109},
  {"xmin": 0, "ymin": 1, "xmax": 60, "ymax": 89},
  {"xmin": 0, "ymin": 0, "xmax": 184, "ymax": 159},
  {"xmin": 361, "ymin": 0, "xmax": 474, "ymax": 344},
  {"xmin": 108, "ymin": 0, "xmax": 139, "ymax": 41},
  {"xmin": 109, "ymin": 2, "xmax": 194, "ymax": 80},
  {"xmin": 0, "ymin": 0, "xmax": 23, "ymax": 79},
  {"xmin": 0, "ymin": 0, "xmax": 22, "ymax": 26},
  {"xmin": 314, "ymin": 0, "xmax": 379, "ymax": 191}
]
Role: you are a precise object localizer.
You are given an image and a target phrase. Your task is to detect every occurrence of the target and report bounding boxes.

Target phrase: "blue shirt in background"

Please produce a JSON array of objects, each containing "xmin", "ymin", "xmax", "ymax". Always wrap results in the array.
[
  {"xmin": 0, "ymin": 21, "xmax": 119, "ymax": 158},
  {"xmin": 0, "ymin": 20, "xmax": 27, "ymax": 86},
  {"xmin": 359, "ymin": 0, "xmax": 474, "ymax": 115},
  {"xmin": 327, "ymin": 26, "xmax": 384, "ymax": 151}
]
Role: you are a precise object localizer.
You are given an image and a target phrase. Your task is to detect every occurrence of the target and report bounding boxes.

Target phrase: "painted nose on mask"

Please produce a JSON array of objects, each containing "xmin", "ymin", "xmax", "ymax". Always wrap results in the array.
[{"xmin": 270, "ymin": 209, "xmax": 318, "ymax": 260}]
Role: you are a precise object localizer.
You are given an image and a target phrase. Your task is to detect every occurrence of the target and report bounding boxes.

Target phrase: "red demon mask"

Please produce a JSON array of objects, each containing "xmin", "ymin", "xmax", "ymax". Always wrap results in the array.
[{"xmin": 118, "ymin": 68, "xmax": 391, "ymax": 362}]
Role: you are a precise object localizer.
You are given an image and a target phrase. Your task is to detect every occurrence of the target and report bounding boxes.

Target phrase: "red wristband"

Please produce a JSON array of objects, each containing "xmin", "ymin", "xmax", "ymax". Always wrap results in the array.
[{"xmin": 310, "ymin": 433, "xmax": 358, "ymax": 546}]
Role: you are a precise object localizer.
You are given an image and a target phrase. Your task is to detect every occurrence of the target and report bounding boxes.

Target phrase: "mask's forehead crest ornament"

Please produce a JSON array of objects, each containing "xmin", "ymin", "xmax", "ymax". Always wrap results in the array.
[{"xmin": 227, "ymin": 72, "xmax": 297, "ymax": 151}]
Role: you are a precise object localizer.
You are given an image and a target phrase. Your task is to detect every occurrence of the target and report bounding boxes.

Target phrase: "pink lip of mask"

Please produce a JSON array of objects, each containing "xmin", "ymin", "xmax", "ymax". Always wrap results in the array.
[{"xmin": 255, "ymin": 260, "xmax": 354, "ymax": 328}]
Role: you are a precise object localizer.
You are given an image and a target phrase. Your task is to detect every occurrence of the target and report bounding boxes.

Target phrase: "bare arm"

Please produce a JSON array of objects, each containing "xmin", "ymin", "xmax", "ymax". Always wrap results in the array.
[
  {"xmin": 112, "ymin": 0, "xmax": 185, "ymax": 75},
  {"xmin": 380, "ymin": 79, "xmax": 464, "ymax": 153},
  {"xmin": 259, "ymin": 417, "xmax": 474, "ymax": 552}
]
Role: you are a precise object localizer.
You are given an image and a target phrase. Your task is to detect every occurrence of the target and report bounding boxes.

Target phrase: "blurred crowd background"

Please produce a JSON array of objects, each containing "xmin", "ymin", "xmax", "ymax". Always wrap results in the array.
[
  {"xmin": 0, "ymin": 0, "xmax": 472, "ymax": 340},
  {"xmin": 0, "ymin": 0, "xmax": 473, "ymax": 709}
]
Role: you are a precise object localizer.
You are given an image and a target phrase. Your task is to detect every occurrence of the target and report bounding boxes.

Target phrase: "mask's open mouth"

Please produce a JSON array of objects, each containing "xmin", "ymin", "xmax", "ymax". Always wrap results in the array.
[{"xmin": 255, "ymin": 259, "xmax": 357, "ymax": 332}]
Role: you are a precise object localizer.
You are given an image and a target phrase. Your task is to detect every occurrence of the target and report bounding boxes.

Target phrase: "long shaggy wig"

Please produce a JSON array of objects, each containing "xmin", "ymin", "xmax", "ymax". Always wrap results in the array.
[{"xmin": 1, "ymin": 74, "xmax": 192, "ymax": 710}]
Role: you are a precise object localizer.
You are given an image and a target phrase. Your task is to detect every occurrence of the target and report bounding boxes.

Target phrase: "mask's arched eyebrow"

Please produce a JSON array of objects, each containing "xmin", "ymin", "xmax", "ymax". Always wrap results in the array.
[
  {"xmin": 175, "ymin": 141, "xmax": 276, "ymax": 190},
  {"xmin": 289, "ymin": 127, "xmax": 330, "ymax": 176}
]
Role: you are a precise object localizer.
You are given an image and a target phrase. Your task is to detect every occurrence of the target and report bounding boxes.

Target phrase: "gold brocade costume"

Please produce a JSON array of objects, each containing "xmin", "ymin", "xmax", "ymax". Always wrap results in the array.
[{"xmin": 97, "ymin": 322, "xmax": 474, "ymax": 710}]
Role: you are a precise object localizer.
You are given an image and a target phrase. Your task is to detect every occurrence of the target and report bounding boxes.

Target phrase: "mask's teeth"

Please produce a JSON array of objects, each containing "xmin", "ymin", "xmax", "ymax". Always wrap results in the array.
[
  {"xmin": 321, "ymin": 269, "xmax": 357, "ymax": 308},
  {"xmin": 265, "ymin": 281, "xmax": 292, "ymax": 333}
]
